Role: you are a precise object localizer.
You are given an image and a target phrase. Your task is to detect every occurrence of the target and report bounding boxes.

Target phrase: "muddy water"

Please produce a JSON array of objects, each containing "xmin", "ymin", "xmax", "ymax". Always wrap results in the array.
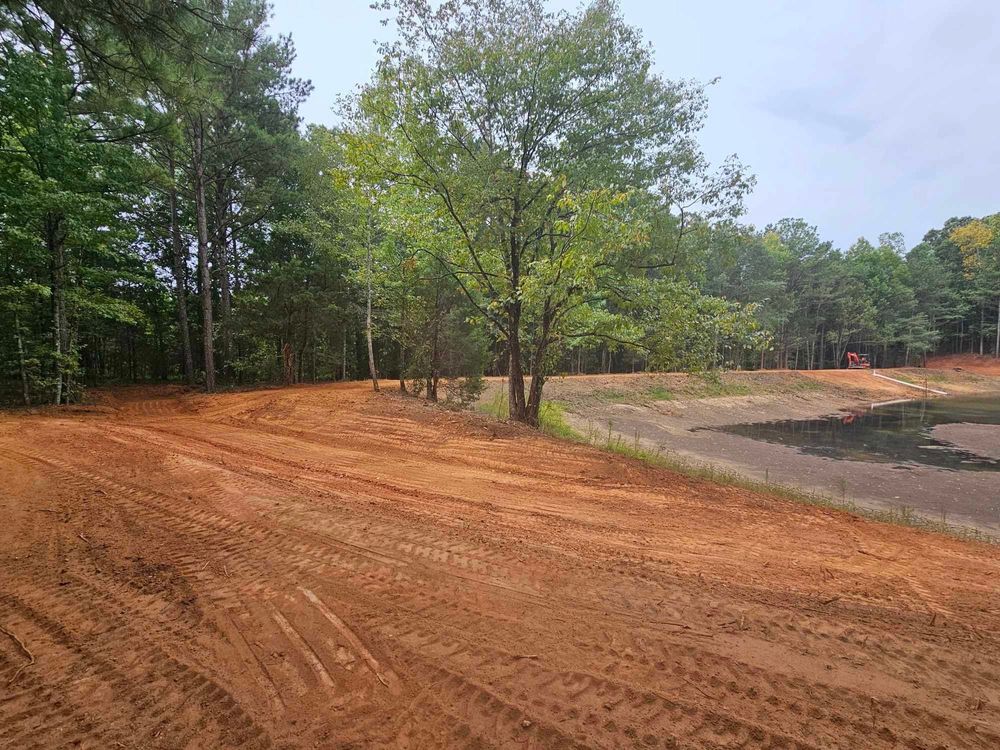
[{"xmin": 714, "ymin": 396, "xmax": 1000, "ymax": 472}]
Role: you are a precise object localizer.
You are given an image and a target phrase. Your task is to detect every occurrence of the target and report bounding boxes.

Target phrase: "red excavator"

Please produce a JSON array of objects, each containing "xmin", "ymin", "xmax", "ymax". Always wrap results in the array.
[{"xmin": 846, "ymin": 351, "xmax": 871, "ymax": 369}]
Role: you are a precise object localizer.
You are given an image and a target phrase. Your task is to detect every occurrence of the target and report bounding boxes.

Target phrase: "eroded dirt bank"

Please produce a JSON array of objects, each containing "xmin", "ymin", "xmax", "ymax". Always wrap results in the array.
[
  {"xmin": 526, "ymin": 368, "xmax": 1000, "ymax": 532},
  {"xmin": 3, "ymin": 382, "xmax": 1000, "ymax": 748}
]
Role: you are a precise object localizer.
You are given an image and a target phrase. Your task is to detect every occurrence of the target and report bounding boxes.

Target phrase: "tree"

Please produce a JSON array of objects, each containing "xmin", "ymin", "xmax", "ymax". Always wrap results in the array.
[
  {"xmin": 354, "ymin": 0, "xmax": 748, "ymax": 424},
  {"xmin": 0, "ymin": 43, "xmax": 152, "ymax": 403},
  {"xmin": 950, "ymin": 217, "xmax": 1000, "ymax": 357},
  {"xmin": 646, "ymin": 282, "xmax": 768, "ymax": 371}
]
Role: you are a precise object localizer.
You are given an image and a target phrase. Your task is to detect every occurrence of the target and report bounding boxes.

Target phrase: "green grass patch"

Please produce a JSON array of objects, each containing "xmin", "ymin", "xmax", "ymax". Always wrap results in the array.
[
  {"xmin": 646, "ymin": 385, "xmax": 674, "ymax": 400},
  {"xmin": 782, "ymin": 376, "xmax": 826, "ymax": 392},
  {"xmin": 674, "ymin": 371, "xmax": 824, "ymax": 398},
  {"xmin": 689, "ymin": 372, "xmax": 751, "ymax": 397},
  {"xmin": 538, "ymin": 401, "xmax": 580, "ymax": 440},
  {"xmin": 580, "ymin": 384, "xmax": 675, "ymax": 405},
  {"xmin": 477, "ymin": 392, "xmax": 582, "ymax": 440},
  {"xmin": 477, "ymin": 390, "xmax": 508, "ymax": 420}
]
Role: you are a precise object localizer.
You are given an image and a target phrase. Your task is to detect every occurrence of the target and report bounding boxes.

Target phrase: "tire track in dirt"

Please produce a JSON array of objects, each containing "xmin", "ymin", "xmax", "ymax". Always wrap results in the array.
[
  {"xmin": 0, "ymin": 587, "xmax": 271, "ymax": 750},
  {"xmin": 3, "ymin": 447, "xmax": 991, "ymax": 748},
  {"xmin": 3, "ymin": 383, "xmax": 1000, "ymax": 748}
]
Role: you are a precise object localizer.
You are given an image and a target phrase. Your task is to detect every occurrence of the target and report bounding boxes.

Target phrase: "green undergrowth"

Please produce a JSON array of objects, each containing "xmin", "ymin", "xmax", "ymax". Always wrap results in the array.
[
  {"xmin": 477, "ymin": 392, "xmax": 578, "ymax": 440},
  {"xmin": 480, "ymin": 391, "xmax": 996, "ymax": 545}
]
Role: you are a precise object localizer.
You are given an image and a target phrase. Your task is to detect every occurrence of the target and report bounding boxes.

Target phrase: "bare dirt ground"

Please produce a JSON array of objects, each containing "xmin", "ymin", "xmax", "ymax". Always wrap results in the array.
[
  {"xmin": 528, "ymin": 367, "xmax": 1000, "ymax": 532},
  {"xmin": 3, "ymin": 382, "xmax": 1000, "ymax": 749},
  {"xmin": 927, "ymin": 354, "xmax": 1000, "ymax": 376}
]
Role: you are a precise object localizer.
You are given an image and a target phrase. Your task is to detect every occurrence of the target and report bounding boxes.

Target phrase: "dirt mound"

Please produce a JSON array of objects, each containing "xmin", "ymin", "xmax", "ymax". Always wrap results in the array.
[{"xmin": 2, "ymin": 382, "xmax": 1000, "ymax": 748}]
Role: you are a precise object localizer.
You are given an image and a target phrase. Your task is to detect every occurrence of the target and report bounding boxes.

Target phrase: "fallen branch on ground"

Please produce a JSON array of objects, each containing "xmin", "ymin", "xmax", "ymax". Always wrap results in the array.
[{"xmin": 1, "ymin": 624, "xmax": 35, "ymax": 685}]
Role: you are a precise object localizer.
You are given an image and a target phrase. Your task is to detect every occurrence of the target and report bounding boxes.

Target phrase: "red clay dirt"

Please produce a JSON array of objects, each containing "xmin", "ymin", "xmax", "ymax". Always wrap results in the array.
[
  {"xmin": 927, "ymin": 354, "xmax": 1000, "ymax": 376},
  {"xmin": 2, "ymin": 382, "xmax": 1000, "ymax": 749}
]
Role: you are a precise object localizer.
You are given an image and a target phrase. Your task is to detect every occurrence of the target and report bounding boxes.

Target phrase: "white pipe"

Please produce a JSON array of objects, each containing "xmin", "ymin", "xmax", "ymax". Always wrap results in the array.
[
  {"xmin": 871, "ymin": 370, "xmax": 948, "ymax": 395},
  {"xmin": 869, "ymin": 398, "xmax": 914, "ymax": 409}
]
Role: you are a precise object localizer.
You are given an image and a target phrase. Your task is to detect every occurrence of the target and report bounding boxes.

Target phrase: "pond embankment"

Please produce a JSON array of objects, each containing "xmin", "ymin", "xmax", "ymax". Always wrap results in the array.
[{"xmin": 485, "ymin": 364, "xmax": 1000, "ymax": 533}]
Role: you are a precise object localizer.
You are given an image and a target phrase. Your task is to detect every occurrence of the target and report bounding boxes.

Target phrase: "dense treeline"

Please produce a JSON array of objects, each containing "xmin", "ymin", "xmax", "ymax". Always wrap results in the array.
[
  {"xmin": 698, "ymin": 216, "xmax": 1000, "ymax": 371},
  {"xmin": 1, "ymin": 1, "xmax": 998, "ymax": 422}
]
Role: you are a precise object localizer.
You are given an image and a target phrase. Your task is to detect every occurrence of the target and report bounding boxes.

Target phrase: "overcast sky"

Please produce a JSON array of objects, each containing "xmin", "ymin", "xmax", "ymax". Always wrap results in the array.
[{"xmin": 269, "ymin": 0, "xmax": 1000, "ymax": 251}]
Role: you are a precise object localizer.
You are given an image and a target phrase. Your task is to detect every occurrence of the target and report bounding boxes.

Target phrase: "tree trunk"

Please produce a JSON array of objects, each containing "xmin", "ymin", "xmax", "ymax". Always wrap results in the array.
[
  {"xmin": 213, "ymin": 173, "xmax": 232, "ymax": 373},
  {"xmin": 506, "ymin": 309, "xmax": 527, "ymax": 421},
  {"xmin": 426, "ymin": 284, "xmax": 442, "ymax": 401},
  {"xmin": 525, "ymin": 309, "xmax": 554, "ymax": 427},
  {"xmin": 980, "ymin": 302, "xmax": 986, "ymax": 356},
  {"xmin": 995, "ymin": 296, "xmax": 1000, "ymax": 359},
  {"xmin": 282, "ymin": 342, "xmax": 294, "ymax": 385},
  {"xmin": 526, "ymin": 371, "xmax": 544, "ymax": 426},
  {"xmin": 47, "ymin": 215, "xmax": 68, "ymax": 405},
  {"xmin": 193, "ymin": 115, "xmax": 215, "ymax": 392},
  {"xmin": 365, "ymin": 219, "xmax": 379, "ymax": 392},
  {"xmin": 167, "ymin": 150, "xmax": 195, "ymax": 385},
  {"xmin": 398, "ymin": 289, "xmax": 407, "ymax": 393},
  {"xmin": 14, "ymin": 312, "xmax": 30, "ymax": 406}
]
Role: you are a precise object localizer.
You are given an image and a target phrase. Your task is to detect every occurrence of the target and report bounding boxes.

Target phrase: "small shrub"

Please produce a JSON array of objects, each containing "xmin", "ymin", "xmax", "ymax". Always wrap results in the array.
[{"xmin": 442, "ymin": 374, "xmax": 486, "ymax": 409}]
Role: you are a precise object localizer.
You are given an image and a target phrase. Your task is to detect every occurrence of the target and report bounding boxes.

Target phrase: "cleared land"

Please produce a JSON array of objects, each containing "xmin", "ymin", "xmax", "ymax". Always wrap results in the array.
[{"xmin": 3, "ymin": 382, "xmax": 1000, "ymax": 749}]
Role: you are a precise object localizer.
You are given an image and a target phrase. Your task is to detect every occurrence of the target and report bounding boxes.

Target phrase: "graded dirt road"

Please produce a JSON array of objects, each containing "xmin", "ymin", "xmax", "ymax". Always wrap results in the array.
[{"xmin": 2, "ymin": 383, "xmax": 1000, "ymax": 749}]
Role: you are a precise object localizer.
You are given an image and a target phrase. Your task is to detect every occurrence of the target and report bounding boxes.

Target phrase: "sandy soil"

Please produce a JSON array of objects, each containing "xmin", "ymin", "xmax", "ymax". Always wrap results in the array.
[
  {"xmin": 932, "ymin": 423, "xmax": 1000, "ymax": 461},
  {"xmin": 3, "ymin": 382, "xmax": 1000, "ymax": 749}
]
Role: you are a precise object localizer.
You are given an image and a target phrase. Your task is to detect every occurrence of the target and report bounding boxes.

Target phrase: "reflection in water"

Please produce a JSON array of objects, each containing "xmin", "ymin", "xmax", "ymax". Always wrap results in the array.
[{"xmin": 713, "ymin": 395, "xmax": 1000, "ymax": 472}]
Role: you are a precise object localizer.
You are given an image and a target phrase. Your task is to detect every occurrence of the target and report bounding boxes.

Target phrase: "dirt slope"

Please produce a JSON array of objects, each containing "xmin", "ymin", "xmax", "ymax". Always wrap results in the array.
[
  {"xmin": 927, "ymin": 354, "xmax": 1000, "ymax": 376},
  {"xmin": 2, "ymin": 382, "xmax": 1000, "ymax": 749},
  {"xmin": 528, "ymin": 368, "xmax": 1000, "ymax": 531}
]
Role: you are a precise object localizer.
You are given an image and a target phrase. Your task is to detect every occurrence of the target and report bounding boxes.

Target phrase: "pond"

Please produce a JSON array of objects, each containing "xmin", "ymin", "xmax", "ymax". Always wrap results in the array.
[{"xmin": 715, "ymin": 395, "xmax": 1000, "ymax": 472}]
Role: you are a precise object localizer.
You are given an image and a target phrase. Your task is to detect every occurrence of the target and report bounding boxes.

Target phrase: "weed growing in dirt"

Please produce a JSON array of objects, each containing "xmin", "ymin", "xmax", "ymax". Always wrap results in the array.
[
  {"xmin": 478, "ymin": 393, "xmax": 579, "ymax": 440},
  {"xmin": 478, "ymin": 391, "xmax": 508, "ymax": 420},
  {"xmin": 693, "ymin": 372, "xmax": 751, "ymax": 397},
  {"xmin": 646, "ymin": 385, "xmax": 674, "ymax": 400},
  {"xmin": 537, "ymin": 402, "xmax": 579, "ymax": 439}
]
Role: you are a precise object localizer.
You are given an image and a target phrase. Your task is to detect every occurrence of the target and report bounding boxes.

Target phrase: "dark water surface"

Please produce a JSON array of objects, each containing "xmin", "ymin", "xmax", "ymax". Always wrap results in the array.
[{"xmin": 714, "ymin": 395, "xmax": 1000, "ymax": 472}]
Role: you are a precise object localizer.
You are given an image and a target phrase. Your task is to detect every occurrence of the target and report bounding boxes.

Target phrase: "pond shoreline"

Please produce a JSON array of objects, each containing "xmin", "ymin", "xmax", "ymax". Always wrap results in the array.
[
  {"xmin": 500, "ymin": 369, "xmax": 1000, "ymax": 534},
  {"xmin": 932, "ymin": 422, "xmax": 1000, "ymax": 462}
]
